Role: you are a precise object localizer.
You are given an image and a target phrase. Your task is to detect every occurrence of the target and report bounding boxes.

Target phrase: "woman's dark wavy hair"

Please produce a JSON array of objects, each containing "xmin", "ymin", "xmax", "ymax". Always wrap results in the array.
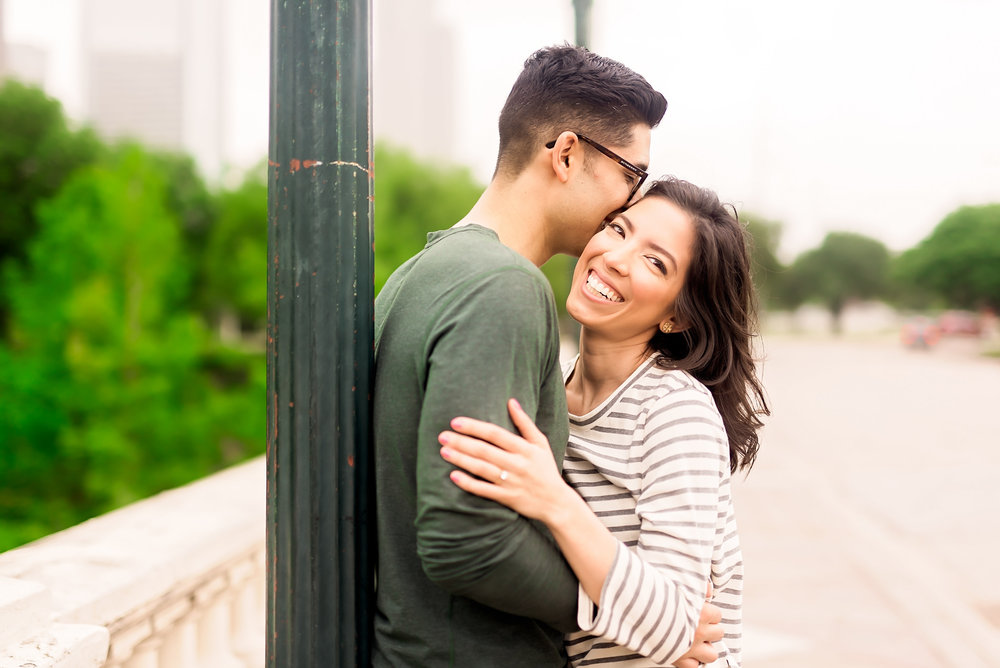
[{"xmin": 644, "ymin": 177, "xmax": 769, "ymax": 473}]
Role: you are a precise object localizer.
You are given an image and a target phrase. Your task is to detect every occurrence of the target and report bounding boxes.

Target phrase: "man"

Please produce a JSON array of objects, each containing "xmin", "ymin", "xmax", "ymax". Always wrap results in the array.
[{"xmin": 372, "ymin": 45, "xmax": 715, "ymax": 667}]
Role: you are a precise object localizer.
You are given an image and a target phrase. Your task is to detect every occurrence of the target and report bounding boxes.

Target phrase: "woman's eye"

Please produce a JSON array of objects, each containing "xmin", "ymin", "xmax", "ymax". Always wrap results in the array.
[
  {"xmin": 648, "ymin": 257, "xmax": 666, "ymax": 273},
  {"xmin": 609, "ymin": 223, "xmax": 625, "ymax": 237}
]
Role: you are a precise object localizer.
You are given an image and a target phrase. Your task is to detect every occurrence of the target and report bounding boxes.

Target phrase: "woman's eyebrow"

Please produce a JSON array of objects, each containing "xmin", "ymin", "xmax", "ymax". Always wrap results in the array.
[{"xmin": 620, "ymin": 214, "xmax": 678, "ymax": 270}]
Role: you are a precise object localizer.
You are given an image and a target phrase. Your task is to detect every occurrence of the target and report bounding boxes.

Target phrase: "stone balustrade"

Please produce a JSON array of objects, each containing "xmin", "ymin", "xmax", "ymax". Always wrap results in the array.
[{"xmin": 0, "ymin": 457, "xmax": 265, "ymax": 668}]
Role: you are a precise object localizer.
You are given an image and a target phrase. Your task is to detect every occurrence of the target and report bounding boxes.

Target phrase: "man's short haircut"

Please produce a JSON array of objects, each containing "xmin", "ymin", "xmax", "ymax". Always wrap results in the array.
[{"xmin": 493, "ymin": 44, "xmax": 668, "ymax": 178}]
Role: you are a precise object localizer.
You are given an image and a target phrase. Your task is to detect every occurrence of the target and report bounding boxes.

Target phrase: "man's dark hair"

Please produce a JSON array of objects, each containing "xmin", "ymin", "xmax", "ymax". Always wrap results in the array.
[{"xmin": 494, "ymin": 44, "xmax": 668, "ymax": 178}]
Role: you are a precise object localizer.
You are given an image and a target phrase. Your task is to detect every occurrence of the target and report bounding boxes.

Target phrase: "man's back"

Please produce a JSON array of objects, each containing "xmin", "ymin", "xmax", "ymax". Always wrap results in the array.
[{"xmin": 373, "ymin": 225, "xmax": 575, "ymax": 667}]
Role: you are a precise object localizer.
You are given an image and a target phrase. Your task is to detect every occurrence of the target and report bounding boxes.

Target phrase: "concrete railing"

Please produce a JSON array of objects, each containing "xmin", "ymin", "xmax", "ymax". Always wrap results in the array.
[{"xmin": 0, "ymin": 457, "xmax": 265, "ymax": 668}]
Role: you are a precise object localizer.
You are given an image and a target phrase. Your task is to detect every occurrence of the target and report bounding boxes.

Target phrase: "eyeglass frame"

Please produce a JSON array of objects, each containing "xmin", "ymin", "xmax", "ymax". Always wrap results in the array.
[{"xmin": 545, "ymin": 132, "xmax": 649, "ymax": 204}]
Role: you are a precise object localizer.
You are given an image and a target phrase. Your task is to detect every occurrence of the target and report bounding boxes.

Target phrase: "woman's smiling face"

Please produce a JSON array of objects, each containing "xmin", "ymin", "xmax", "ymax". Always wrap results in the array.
[{"xmin": 566, "ymin": 195, "xmax": 697, "ymax": 343}]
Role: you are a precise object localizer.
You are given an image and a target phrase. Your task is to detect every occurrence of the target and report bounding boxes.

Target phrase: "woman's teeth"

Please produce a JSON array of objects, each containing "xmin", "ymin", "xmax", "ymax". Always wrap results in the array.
[{"xmin": 586, "ymin": 272, "xmax": 623, "ymax": 302}]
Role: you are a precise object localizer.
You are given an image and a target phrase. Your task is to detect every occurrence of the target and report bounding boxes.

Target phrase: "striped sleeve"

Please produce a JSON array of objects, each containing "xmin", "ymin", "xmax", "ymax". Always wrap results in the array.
[
  {"xmin": 709, "ymin": 472, "xmax": 743, "ymax": 667},
  {"xmin": 575, "ymin": 381, "xmax": 733, "ymax": 666}
]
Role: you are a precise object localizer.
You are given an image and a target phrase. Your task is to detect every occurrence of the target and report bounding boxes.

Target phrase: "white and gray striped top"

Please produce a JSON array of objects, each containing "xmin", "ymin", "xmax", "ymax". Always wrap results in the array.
[{"xmin": 562, "ymin": 355, "xmax": 742, "ymax": 668}]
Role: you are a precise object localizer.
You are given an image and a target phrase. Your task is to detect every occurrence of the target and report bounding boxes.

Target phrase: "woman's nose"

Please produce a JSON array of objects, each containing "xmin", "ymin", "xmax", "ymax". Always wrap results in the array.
[{"xmin": 604, "ymin": 250, "xmax": 630, "ymax": 276}]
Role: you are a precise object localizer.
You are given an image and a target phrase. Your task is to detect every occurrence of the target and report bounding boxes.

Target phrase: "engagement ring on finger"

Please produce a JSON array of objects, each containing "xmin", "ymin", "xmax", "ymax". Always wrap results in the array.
[{"xmin": 499, "ymin": 470, "xmax": 509, "ymax": 482}]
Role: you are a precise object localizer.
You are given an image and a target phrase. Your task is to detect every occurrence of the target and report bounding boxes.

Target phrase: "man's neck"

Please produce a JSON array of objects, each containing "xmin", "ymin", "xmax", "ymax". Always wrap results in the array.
[{"xmin": 457, "ymin": 180, "xmax": 553, "ymax": 267}]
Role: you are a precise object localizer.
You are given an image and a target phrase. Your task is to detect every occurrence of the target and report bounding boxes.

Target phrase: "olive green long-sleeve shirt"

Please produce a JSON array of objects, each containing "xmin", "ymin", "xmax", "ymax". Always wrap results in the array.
[{"xmin": 372, "ymin": 225, "xmax": 576, "ymax": 667}]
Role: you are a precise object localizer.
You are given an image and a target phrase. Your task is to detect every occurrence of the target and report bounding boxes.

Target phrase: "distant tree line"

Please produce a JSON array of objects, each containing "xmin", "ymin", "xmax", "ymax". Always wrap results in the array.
[
  {"xmin": 745, "ymin": 206, "xmax": 1000, "ymax": 332},
  {"xmin": 2, "ymin": 79, "xmax": 997, "ymax": 550}
]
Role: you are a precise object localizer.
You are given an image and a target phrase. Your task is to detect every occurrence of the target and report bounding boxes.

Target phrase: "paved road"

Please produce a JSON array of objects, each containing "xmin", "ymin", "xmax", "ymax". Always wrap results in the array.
[{"xmin": 736, "ymin": 335, "xmax": 1000, "ymax": 667}]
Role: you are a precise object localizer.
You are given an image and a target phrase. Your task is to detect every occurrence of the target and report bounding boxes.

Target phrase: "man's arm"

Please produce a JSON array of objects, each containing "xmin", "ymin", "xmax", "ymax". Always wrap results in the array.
[{"xmin": 413, "ymin": 268, "xmax": 578, "ymax": 632}]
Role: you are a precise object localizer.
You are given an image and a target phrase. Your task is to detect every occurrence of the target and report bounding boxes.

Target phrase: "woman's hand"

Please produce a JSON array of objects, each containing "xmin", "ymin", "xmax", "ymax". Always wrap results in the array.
[
  {"xmin": 673, "ymin": 583, "xmax": 723, "ymax": 667},
  {"xmin": 439, "ymin": 398, "xmax": 575, "ymax": 523},
  {"xmin": 443, "ymin": 398, "xmax": 619, "ymax": 606}
]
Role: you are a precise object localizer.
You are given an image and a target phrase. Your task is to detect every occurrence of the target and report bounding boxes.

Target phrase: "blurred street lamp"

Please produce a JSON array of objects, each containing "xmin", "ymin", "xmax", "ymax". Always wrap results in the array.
[{"xmin": 573, "ymin": 0, "xmax": 593, "ymax": 48}]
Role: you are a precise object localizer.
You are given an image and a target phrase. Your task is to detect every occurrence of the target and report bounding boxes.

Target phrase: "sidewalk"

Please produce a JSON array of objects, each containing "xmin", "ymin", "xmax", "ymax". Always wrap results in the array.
[
  {"xmin": 735, "ymin": 447, "xmax": 1000, "ymax": 667},
  {"xmin": 733, "ymin": 337, "xmax": 1000, "ymax": 667}
]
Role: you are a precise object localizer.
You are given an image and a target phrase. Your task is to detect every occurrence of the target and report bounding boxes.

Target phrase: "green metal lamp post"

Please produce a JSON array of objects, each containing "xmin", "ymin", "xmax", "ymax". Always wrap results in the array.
[{"xmin": 266, "ymin": 0, "xmax": 374, "ymax": 665}]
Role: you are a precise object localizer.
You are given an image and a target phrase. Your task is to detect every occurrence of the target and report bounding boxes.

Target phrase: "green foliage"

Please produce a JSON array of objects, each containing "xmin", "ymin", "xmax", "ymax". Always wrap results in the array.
[
  {"xmin": 0, "ymin": 80, "xmax": 103, "ymax": 259},
  {"xmin": 198, "ymin": 164, "xmax": 268, "ymax": 329},
  {"xmin": 0, "ymin": 145, "xmax": 264, "ymax": 551},
  {"xmin": 540, "ymin": 254, "xmax": 574, "ymax": 317},
  {"xmin": 373, "ymin": 143, "xmax": 484, "ymax": 293},
  {"xmin": 0, "ymin": 80, "xmax": 103, "ymax": 328},
  {"xmin": 741, "ymin": 212, "xmax": 786, "ymax": 307},
  {"xmin": 893, "ymin": 204, "xmax": 1000, "ymax": 309},
  {"xmin": 139, "ymin": 145, "xmax": 220, "ymax": 240},
  {"xmin": 784, "ymin": 231, "xmax": 891, "ymax": 330}
]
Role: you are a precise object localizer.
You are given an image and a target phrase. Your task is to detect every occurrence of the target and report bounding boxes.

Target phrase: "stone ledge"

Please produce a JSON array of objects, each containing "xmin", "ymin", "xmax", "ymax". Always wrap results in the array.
[
  {"xmin": 0, "ymin": 623, "xmax": 108, "ymax": 668},
  {"xmin": 0, "ymin": 457, "xmax": 264, "ymax": 667},
  {"xmin": 0, "ymin": 578, "xmax": 50, "ymax": 653},
  {"xmin": 0, "ymin": 457, "xmax": 264, "ymax": 629}
]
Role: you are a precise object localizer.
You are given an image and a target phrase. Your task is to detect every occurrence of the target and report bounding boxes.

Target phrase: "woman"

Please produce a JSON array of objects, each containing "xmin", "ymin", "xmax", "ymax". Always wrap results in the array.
[{"xmin": 437, "ymin": 177, "xmax": 769, "ymax": 667}]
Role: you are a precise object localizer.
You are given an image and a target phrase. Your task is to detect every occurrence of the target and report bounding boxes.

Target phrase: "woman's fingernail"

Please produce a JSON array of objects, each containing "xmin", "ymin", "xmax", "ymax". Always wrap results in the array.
[
  {"xmin": 440, "ymin": 447, "xmax": 452, "ymax": 460},
  {"xmin": 451, "ymin": 418, "xmax": 464, "ymax": 430},
  {"xmin": 438, "ymin": 432, "xmax": 450, "ymax": 445}
]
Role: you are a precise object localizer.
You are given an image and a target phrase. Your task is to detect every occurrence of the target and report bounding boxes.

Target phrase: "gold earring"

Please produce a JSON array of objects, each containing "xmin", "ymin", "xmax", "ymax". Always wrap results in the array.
[{"xmin": 660, "ymin": 321, "xmax": 673, "ymax": 334}]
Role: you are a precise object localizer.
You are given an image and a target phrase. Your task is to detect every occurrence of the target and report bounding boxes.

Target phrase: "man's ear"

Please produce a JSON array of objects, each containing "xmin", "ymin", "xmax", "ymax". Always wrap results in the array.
[{"xmin": 550, "ymin": 131, "xmax": 578, "ymax": 184}]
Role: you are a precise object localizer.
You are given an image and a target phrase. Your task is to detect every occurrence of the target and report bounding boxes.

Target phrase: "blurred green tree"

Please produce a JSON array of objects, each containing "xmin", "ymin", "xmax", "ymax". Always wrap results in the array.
[
  {"xmin": 893, "ymin": 204, "xmax": 1000, "ymax": 309},
  {"xmin": 0, "ymin": 146, "xmax": 264, "ymax": 551},
  {"xmin": 741, "ymin": 212, "xmax": 786, "ymax": 308},
  {"xmin": 783, "ymin": 231, "xmax": 891, "ymax": 333},
  {"xmin": 0, "ymin": 80, "xmax": 103, "ymax": 328},
  {"xmin": 141, "ymin": 147, "xmax": 220, "ymax": 246},
  {"xmin": 198, "ymin": 164, "xmax": 267, "ymax": 333},
  {"xmin": 540, "ymin": 254, "xmax": 574, "ymax": 320}
]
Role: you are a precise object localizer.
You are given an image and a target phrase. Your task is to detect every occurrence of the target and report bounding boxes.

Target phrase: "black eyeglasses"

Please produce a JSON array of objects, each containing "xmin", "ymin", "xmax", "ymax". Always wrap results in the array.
[{"xmin": 545, "ymin": 132, "xmax": 648, "ymax": 203}]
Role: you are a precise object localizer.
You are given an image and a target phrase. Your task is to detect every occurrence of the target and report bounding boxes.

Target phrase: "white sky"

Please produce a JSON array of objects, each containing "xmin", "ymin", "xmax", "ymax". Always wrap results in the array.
[{"xmin": 5, "ymin": 0, "xmax": 1000, "ymax": 259}]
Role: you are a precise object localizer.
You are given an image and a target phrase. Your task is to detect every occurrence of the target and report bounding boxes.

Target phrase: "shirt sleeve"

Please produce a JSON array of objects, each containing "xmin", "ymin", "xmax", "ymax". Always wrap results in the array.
[
  {"xmin": 413, "ymin": 266, "xmax": 579, "ymax": 633},
  {"xmin": 708, "ymin": 472, "xmax": 743, "ymax": 667},
  {"xmin": 576, "ymin": 383, "xmax": 735, "ymax": 665}
]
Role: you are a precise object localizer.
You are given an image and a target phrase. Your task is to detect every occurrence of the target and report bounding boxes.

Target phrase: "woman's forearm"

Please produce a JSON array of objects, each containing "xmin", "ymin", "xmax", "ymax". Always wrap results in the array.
[{"xmin": 543, "ymin": 485, "xmax": 619, "ymax": 604}]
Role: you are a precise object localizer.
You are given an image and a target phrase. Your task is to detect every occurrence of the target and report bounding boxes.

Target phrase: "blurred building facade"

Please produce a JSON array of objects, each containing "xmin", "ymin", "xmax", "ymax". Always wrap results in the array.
[
  {"xmin": 82, "ymin": 0, "xmax": 226, "ymax": 176},
  {"xmin": 373, "ymin": 0, "xmax": 458, "ymax": 165},
  {"xmin": 2, "ymin": 0, "xmax": 241, "ymax": 181},
  {"xmin": 3, "ymin": 42, "xmax": 46, "ymax": 85},
  {"xmin": 1, "ymin": 0, "xmax": 49, "ymax": 86}
]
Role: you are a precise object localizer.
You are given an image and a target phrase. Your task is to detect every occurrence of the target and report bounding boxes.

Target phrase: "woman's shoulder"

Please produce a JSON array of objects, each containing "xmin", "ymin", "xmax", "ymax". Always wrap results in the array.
[
  {"xmin": 634, "ymin": 361, "xmax": 723, "ymax": 424},
  {"xmin": 639, "ymin": 359, "xmax": 713, "ymax": 401}
]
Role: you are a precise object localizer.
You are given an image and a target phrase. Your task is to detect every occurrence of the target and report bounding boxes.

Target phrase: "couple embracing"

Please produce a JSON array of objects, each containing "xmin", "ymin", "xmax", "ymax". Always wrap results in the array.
[{"xmin": 372, "ymin": 44, "xmax": 768, "ymax": 668}]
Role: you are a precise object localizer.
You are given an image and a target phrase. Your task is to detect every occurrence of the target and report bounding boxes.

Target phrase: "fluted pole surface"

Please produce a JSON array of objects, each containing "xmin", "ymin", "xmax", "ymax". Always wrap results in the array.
[{"xmin": 266, "ymin": 0, "xmax": 374, "ymax": 665}]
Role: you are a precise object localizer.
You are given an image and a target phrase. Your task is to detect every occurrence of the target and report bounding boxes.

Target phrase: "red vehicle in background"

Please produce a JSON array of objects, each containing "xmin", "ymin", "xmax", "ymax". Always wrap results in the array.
[
  {"xmin": 901, "ymin": 316, "xmax": 942, "ymax": 349},
  {"xmin": 937, "ymin": 310, "xmax": 982, "ymax": 336}
]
